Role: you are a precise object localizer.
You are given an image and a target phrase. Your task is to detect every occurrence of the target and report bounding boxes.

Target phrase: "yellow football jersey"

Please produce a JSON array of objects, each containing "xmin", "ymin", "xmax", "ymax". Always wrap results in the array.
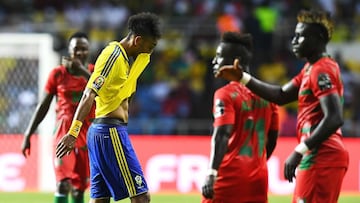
[{"xmin": 87, "ymin": 41, "xmax": 150, "ymax": 117}]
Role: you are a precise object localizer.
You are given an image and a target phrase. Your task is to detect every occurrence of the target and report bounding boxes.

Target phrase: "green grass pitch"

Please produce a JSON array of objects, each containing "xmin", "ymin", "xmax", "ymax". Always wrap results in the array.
[{"xmin": 0, "ymin": 192, "xmax": 359, "ymax": 203}]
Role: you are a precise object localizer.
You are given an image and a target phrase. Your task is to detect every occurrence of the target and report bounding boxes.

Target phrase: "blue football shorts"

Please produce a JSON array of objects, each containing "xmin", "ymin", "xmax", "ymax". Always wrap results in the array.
[{"xmin": 87, "ymin": 123, "xmax": 148, "ymax": 201}]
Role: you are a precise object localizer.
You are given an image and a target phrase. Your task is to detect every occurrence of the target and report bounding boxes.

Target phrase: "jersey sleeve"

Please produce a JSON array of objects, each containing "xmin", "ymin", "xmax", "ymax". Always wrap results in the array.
[
  {"xmin": 44, "ymin": 67, "xmax": 60, "ymax": 95},
  {"xmin": 86, "ymin": 44, "xmax": 127, "ymax": 95},
  {"xmin": 213, "ymin": 88, "xmax": 235, "ymax": 127},
  {"xmin": 310, "ymin": 62, "xmax": 340, "ymax": 98}
]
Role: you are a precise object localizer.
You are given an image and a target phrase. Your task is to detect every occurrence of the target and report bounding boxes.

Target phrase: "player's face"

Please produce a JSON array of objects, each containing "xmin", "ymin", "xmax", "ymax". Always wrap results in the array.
[
  {"xmin": 68, "ymin": 37, "xmax": 89, "ymax": 64},
  {"xmin": 291, "ymin": 23, "xmax": 319, "ymax": 59},
  {"xmin": 212, "ymin": 43, "xmax": 234, "ymax": 75}
]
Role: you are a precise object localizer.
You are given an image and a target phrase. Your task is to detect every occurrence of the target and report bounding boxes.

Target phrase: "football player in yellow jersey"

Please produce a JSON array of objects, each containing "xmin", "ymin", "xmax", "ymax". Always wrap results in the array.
[{"xmin": 56, "ymin": 12, "xmax": 161, "ymax": 203}]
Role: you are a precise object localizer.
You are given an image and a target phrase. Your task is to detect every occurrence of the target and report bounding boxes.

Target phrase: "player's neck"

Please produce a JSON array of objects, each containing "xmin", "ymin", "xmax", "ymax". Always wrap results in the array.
[{"xmin": 307, "ymin": 52, "xmax": 328, "ymax": 64}]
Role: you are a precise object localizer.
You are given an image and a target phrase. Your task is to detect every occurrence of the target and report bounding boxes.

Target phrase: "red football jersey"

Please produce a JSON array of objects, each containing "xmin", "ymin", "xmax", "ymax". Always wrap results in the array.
[
  {"xmin": 291, "ymin": 57, "xmax": 348, "ymax": 168},
  {"xmin": 212, "ymin": 81, "xmax": 279, "ymax": 202},
  {"xmin": 45, "ymin": 64, "xmax": 95, "ymax": 147}
]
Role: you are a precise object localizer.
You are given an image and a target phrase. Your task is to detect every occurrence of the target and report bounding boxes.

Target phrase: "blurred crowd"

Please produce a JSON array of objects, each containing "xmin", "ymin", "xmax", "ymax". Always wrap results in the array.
[{"xmin": 1, "ymin": 0, "xmax": 360, "ymax": 136}]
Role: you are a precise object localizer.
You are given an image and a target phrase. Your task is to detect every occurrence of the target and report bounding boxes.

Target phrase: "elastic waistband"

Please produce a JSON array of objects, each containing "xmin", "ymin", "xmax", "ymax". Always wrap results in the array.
[{"xmin": 93, "ymin": 117, "xmax": 127, "ymax": 126}]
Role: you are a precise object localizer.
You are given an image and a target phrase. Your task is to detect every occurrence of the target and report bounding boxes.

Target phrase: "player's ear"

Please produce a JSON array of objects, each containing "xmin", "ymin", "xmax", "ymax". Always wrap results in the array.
[{"xmin": 134, "ymin": 36, "xmax": 142, "ymax": 47}]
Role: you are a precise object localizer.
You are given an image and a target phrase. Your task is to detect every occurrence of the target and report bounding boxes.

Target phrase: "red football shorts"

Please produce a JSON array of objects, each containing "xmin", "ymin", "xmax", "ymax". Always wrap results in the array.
[
  {"xmin": 293, "ymin": 166, "xmax": 347, "ymax": 203},
  {"xmin": 53, "ymin": 147, "xmax": 89, "ymax": 191},
  {"xmin": 53, "ymin": 118, "xmax": 90, "ymax": 191},
  {"xmin": 201, "ymin": 169, "xmax": 268, "ymax": 203}
]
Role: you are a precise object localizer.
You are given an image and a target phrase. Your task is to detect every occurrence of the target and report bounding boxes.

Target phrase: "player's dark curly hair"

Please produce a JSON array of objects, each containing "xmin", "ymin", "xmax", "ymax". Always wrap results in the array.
[
  {"xmin": 68, "ymin": 32, "xmax": 89, "ymax": 42},
  {"xmin": 221, "ymin": 32, "xmax": 253, "ymax": 68},
  {"xmin": 297, "ymin": 10, "xmax": 334, "ymax": 43},
  {"xmin": 128, "ymin": 12, "xmax": 162, "ymax": 39}
]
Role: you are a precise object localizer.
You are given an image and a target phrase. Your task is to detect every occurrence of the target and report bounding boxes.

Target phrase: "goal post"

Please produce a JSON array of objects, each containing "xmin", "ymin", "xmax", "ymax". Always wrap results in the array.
[{"xmin": 0, "ymin": 33, "xmax": 59, "ymax": 191}]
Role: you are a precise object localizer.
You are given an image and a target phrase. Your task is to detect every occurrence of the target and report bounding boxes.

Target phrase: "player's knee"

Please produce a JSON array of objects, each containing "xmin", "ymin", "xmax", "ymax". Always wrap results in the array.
[
  {"xmin": 57, "ymin": 179, "xmax": 71, "ymax": 195},
  {"xmin": 71, "ymin": 189, "xmax": 84, "ymax": 200}
]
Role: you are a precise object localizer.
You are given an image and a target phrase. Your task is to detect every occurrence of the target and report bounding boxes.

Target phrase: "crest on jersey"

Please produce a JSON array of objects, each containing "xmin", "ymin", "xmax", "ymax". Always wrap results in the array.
[
  {"xmin": 214, "ymin": 99, "xmax": 225, "ymax": 118},
  {"xmin": 135, "ymin": 175, "xmax": 143, "ymax": 188},
  {"xmin": 93, "ymin": 75, "xmax": 105, "ymax": 91},
  {"xmin": 317, "ymin": 73, "xmax": 332, "ymax": 91}
]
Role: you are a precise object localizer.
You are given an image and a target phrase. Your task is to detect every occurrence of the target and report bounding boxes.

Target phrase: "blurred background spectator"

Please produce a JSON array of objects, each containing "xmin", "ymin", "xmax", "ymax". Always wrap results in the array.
[{"xmin": 0, "ymin": 0, "xmax": 360, "ymax": 136}]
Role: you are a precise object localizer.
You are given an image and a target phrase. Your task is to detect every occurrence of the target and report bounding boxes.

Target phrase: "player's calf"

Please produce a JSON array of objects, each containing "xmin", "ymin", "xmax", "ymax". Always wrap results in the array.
[
  {"xmin": 71, "ymin": 188, "xmax": 85, "ymax": 203},
  {"xmin": 57, "ymin": 178, "xmax": 72, "ymax": 194},
  {"xmin": 55, "ymin": 179, "xmax": 71, "ymax": 203}
]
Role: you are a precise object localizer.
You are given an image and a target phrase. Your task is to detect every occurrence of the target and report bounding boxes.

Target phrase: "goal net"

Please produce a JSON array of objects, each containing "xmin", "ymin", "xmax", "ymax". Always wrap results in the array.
[{"xmin": 0, "ymin": 33, "xmax": 59, "ymax": 191}]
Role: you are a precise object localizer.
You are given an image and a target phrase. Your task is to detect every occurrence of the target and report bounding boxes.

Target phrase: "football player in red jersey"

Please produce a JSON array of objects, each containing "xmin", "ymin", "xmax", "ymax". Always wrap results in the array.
[
  {"xmin": 215, "ymin": 10, "xmax": 349, "ymax": 203},
  {"xmin": 21, "ymin": 32, "xmax": 95, "ymax": 203},
  {"xmin": 201, "ymin": 32, "xmax": 279, "ymax": 203}
]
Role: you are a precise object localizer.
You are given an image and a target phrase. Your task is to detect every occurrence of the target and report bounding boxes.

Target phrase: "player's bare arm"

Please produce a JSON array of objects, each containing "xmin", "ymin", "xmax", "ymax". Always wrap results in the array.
[
  {"xmin": 55, "ymin": 88, "xmax": 96, "ymax": 158},
  {"xmin": 202, "ymin": 125, "xmax": 232, "ymax": 199},
  {"xmin": 73, "ymin": 88, "xmax": 96, "ymax": 122},
  {"xmin": 247, "ymin": 78, "xmax": 298, "ymax": 105},
  {"xmin": 304, "ymin": 93, "xmax": 343, "ymax": 149},
  {"xmin": 210, "ymin": 125, "xmax": 232, "ymax": 171},
  {"xmin": 22, "ymin": 93, "xmax": 54, "ymax": 157},
  {"xmin": 217, "ymin": 59, "xmax": 299, "ymax": 105},
  {"xmin": 284, "ymin": 93, "xmax": 343, "ymax": 182},
  {"xmin": 266, "ymin": 130, "xmax": 278, "ymax": 159},
  {"xmin": 266, "ymin": 103, "xmax": 279, "ymax": 159}
]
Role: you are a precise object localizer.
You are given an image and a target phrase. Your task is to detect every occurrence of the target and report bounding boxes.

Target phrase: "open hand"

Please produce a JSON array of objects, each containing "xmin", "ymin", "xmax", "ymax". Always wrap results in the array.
[
  {"xmin": 284, "ymin": 151, "xmax": 303, "ymax": 182},
  {"xmin": 55, "ymin": 134, "xmax": 76, "ymax": 158},
  {"xmin": 215, "ymin": 59, "xmax": 244, "ymax": 81}
]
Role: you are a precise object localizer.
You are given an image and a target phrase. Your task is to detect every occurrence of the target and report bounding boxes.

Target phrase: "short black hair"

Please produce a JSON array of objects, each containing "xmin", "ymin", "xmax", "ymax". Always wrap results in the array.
[
  {"xmin": 128, "ymin": 12, "xmax": 162, "ymax": 39},
  {"xmin": 68, "ymin": 31, "xmax": 88, "ymax": 43},
  {"xmin": 221, "ymin": 32, "xmax": 253, "ymax": 68}
]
